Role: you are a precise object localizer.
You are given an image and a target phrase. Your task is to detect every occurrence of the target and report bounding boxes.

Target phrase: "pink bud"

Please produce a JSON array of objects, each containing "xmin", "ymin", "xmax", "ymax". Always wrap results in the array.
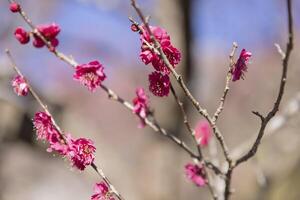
[
  {"xmin": 9, "ymin": 2, "xmax": 20, "ymax": 13},
  {"xmin": 14, "ymin": 27, "xmax": 30, "ymax": 44}
]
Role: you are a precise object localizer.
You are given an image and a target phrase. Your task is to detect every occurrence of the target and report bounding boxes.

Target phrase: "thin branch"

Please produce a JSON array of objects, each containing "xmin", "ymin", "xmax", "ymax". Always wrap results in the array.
[
  {"xmin": 231, "ymin": 91, "xmax": 300, "ymax": 159},
  {"xmin": 224, "ymin": 1, "xmax": 294, "ymax": 199},
  {"xmin": 5, "ymin": 49, "xmax": 124, "ymax": 200},
  {"xmin": 100, "ymin": 85, "xmax": 223, "ymax": 176},
  {"xmin": 8, "ymin": 0, "xmax": 223, "ymax": 176},
  {"xmin": 236, "ymin": 0, "xmax": 294, "ymax": 166},
  {"xmin": 130, "ymin": 0, "xmax": 231, "ymax": 164},
  {"xmin": 170, "ymin": 84, "xmax": 218, "ymax": 199},
  {"xmin": 213, "ymin": 43, "xmax": 238, "ymax": 122}
]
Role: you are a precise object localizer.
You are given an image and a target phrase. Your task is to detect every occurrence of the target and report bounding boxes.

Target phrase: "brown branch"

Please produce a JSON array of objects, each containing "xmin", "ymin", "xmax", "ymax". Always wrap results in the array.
[
  {"xmin": 224, "ymin": 1, "xmax": 294, "ymax": 199},
  {"xmin": 8, "ymin": 0, "xmax": 223, "ymax": 177},
  {"xmin": 5, "ymin": 49, "xmax": 124, "ymax": 200},
  {"xmin": 235, "ymin": 0, "xmax": 294, "ymax": 166},
  {"xmin": 100, "ymin": 84, "xmax": 223, "ymax": 176},
  {"xmin": 213, "ymin": 43, "xmax": 238, "ymax": 122},
  {"xmin": 130, "ymin": 0, "xmax": 231, "ymax": 164},
  {"xmin": 170, "ymin": 84, "xmax": 218, "ymax": 199}
]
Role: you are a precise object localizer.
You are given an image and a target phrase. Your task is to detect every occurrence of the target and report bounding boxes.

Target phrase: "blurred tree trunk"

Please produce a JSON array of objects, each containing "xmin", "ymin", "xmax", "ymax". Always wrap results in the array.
[{"xmin": 153, "ymin": 0, "xmax": 198, "ymax": 199}]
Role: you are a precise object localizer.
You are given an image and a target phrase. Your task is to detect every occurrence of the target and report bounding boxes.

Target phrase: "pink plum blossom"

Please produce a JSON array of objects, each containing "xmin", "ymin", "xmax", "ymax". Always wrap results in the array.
[
  {"xmin": 91, "ymin": 182, "xmax": 115, "ymax": 200},
  {"xmin": 195, "ymin": 120, "xmax": 212, "ymax": 147},
  {"xmin": 140, "ymin": 25, "xmax": 181, "ymax": 74},
  {"xmin": 133, "ymin": 88, "xmax": 149, "ymax": 128},
  {"xmin": 148, "ymin": 71, "xmax": 170, "ymax": 97},
  {"xmin": 12, "ymin": 75, "xmax": 29, "ymax": 96},
  {"xmin": 14, "ymin": 27, "xmax": 30, "ymax": 44},
  {"xmin": 231, "ymin": 49, "xmax": 252, "ymax": 81},
  {"xmin": 185, "ymin": 163, "xmax": 207, "ymax": 187},
  {"xmin": 73, "ymin": 60, "xmax": 106, "ymax": 92},
  {"xmin": 67, "ymin": 138, "xmax": 96, "ymax": 170}
]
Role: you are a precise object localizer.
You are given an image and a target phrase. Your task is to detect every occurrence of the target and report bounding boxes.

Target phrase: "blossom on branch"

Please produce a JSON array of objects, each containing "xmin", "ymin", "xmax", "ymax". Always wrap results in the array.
[
  {"xmin": 33, "ymin": 112, "xmax": 54, "ymax": 140},
  {"xmin": 9, "ymin": 2, "xmax": 20, "ymax": 13},
  {"xmin": 73, "ymin": 60, "xmax": 106, "ymax": 92},
  {"xmin": 67, "ymin": 138, "xmax": 96, "ymax": 171},
  {"xmin": 33, "ymin": 23, "xmax": 61, "ymax": 48},
  {"xmin": 91, "ymin": 182, "xmax": 115, "ymax": 200},
  {"xmin": 139, "ymin": 25, "xmax": 181, "ymax": 74},
  {"xmin": 195, "ymin": 120, "xmax": 212, "ymax": 147},
  {"xmin": 231, "ymin": 49, "xmax": 252, "ymax": 81},
  {"xmin": 12, "ymin": 75, "xmax": 29, "ymax": 96},
  {"xmin": 133, "ymin": 88, "xmax": 149, "ymax": 128},
  {"xmin": 148, "ymin": 71, "xmax": 170, "ymax": 97},
  {"xmin": 185, "ymin": 163, "xmax": 207, "ymax": 187},
  {"xmin": 14, "ymin": 27, "xmax": 30, "ymax": 44}
]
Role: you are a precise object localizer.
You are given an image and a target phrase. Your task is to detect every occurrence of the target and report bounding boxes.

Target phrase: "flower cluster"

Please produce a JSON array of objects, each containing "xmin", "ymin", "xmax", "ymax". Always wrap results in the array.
[
  {"xmin": 73, "ymin": 60, "xmax": 106, "ymax": 92},
  {"xmin": 12, "ymin": 75, "xmax": 29, "ymax": 96},
  {"xmin": 194, "ymin": 120, "xmax": 212, "ymax": 147},
  {"xmin": 185, "ymin": 163, "xmax": 207, "ymax": 187},
  {"xmin": 91, "ymin": 182, "xmax": 115, "ymax": 200},
  {"xmin": 134, "ymin": 25, "xmax": 180, "ymax": 97},
  {"xmin": 33, "ymin": 23, "xmax": 60, "ymax": 49},
  {"xmin": 33, "ymin": 111, "xmax": 96, "ymax": 170},
  {"xmin": 133, "ymin": 88, "xmax": 149, "ymax": 127},
  {"xmin": 140, "ymin": 26, "xmax": 181, "ymax": 74},
  {"xmin": 231, "ymin": 49, "xmax": 252, "ymax": 81},
  {"xmin": 13, "ymin": 22, "xmax": 61, "ymax": 50}
]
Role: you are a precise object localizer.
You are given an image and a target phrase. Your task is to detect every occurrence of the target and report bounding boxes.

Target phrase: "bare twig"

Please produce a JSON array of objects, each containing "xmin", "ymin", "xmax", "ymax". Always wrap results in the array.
[
  {"xmin": 235, "ymin": 0, "xmax": 294, "ymax": 166},
  {"xmin": 231, "ymin": 92, "xmax": 300, "ymax": 159},
  {"xmin": 170, "ymin": 84, "xmax": 218, "ymax": 199},
  {"xmin": 5, "ymin": 49, "xmax": 124, "ymax": 200},
  {"xmin": 213, "ymin": 43, "xmax": 238, "ymax": 122},
  {"xmin": 224, "ymin": 1, "xmax": 294, "ymax": 199}
]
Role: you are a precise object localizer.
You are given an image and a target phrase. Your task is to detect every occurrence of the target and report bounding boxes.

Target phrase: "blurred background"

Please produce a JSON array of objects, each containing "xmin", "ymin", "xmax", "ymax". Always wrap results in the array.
[{"xmin": 0, "ymin": 0, "xmax": 300, "ymax": 199}]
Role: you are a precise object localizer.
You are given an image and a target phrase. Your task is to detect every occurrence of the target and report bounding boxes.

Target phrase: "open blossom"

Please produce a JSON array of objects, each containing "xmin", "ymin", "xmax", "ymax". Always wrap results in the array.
[
  {"xmin": 195, "ymin": 120, "xmax": 212, "ymax": 147},
  {"xmin": 33, "ymin": 112, "xmax": 96, "ymax": 170},
  {"xmin": 231, "ymin": 49, "xmax": 252, "ymax": 81},
  {"xmin": 68, "ymin": 138, "xmax": 96, "ymax": 170},
  {"xmin": 9, "ymin": 2, "xmax": 20, "ymax": 13},
  {"xmin": 133, "ymin": 88, "xmax": 149, "ymax": 128},
  {"xmin": 148, "ymin": 71, "xmax": 170, "ymax": 97},
  {"xmin": 14, "ymin": 27, "xmax": 30, "ymax": 44},
  {"xmin": 33, "ymin": 23, "xmax": 60, "ymax": 48},
  {"xmin": 73, "ymin": 60, "xmax": 106, "ymax": 92},
  {"xmin": 91, "ymin": 182, "xmax": 115, "ymax": 200},
  {"xmin": 33, "ymin": 112, "xmax": 54, "ymax": 140},
  {"xmin": 33, "ymin": 111, "xmax": 69, "ymax": 155},
  {"xmin": 185, "ymin": 163, "xmax": 207, "ymax": 187},
  {"xmin": 12, "ymin": 75, "xmax": 29, "ymax": 96},
  {"xmin": 140, "ymin": 25, "xmax": 181, "ymax": 74}
]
